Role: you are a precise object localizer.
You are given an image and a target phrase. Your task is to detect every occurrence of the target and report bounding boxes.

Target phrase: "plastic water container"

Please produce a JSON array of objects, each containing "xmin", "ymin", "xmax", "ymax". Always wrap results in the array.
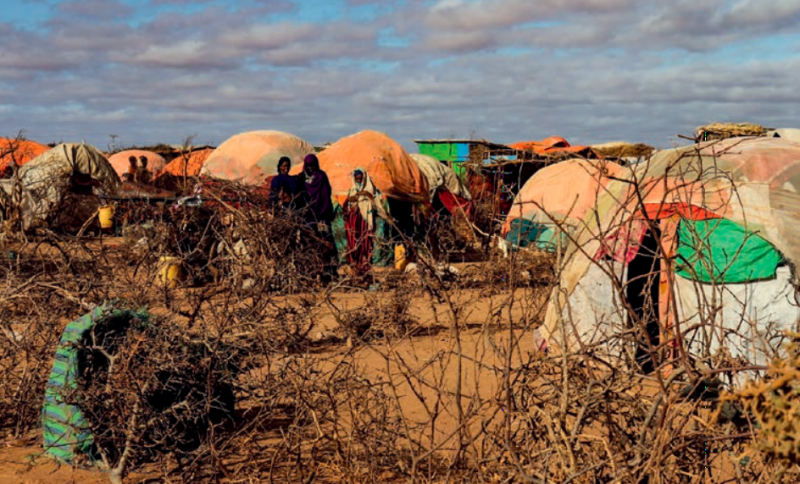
[
  {"xmin": 98, "ymin": 206, "xmax": 114, "ymax": 229},
  {"xmin": 159, "ymin": 256, "xmax": 183, "ymax": 288},
  {"xmin": 394, "ymin": 245, "xmax": 408, "ymax": 271}
]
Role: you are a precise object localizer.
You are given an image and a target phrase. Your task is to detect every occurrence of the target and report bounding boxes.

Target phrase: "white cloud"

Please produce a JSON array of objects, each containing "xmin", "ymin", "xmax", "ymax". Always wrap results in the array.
[
  {"xmin": 0, "ymin": 1, "xmax": 798, "ymax": 151},
  {"xmin": 128, "ymin": 40, "xmax": 240, "ymax": 68}
]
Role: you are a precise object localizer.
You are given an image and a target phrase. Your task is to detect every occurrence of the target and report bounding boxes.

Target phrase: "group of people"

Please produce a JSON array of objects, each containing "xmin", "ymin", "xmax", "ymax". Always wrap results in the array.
[
  {"xmin": 122, "ymin": 155, "xmax": 153, "ymax": 185},
  {"xmin": 268, "ymin": 153, "xmax": 389, "ymax": 276}
]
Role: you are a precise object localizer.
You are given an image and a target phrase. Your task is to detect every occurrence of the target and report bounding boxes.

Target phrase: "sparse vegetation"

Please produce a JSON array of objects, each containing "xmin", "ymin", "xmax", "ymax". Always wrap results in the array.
[{"xmin": 0, "ymin": 137, "xmax": 798, "ymax": 484}]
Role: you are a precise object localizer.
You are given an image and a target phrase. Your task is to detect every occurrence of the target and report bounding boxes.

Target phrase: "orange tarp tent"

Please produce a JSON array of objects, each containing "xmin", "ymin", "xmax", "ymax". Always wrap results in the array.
[
  {"xmin": 202, "ymin": 131, "xmax": 314, "ymax": 186},
  {"xmin": 158, "ymin": 148, "xmax": 213, "ymax": 177},
  {"xmin": 108, "ymin": 150, "xmax": 167, "ymax": 177},
  {"xmin": 292, "ymin": 130, "xmax": 429, "ymax": 204},
  {"xmin": 0, "ymin": 138, "xmax": 50, "ymax": 174},
  {"xmin": 503, "ymin": 158, "xmax": 623, "ymax": 236},
  {"xmin": 510, "ymin": 136, "xmax": 597, "ymax": 158}
]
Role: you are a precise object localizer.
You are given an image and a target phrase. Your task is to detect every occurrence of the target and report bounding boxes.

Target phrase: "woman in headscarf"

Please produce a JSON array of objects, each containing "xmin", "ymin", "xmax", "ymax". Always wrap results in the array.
[
  {"xmin": 301, "ymin": 153, "xmax": 337, "ymax": 280},
  {"xmin": 344, "ymin": 168, "xmax": 387, "ymax": 274},
  {"xmin": 301, "ymin": 154, "xmax": 333, "ymax": 226},
  {"xmin": 269, "ymin": 156, "xmax": 298, "ymax": 211}
]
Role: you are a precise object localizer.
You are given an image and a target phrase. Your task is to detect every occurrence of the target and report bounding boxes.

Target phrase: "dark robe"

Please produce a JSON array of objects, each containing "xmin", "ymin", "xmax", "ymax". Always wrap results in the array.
[
  {"xmin": 301, "ymin": 155, "xmax": 333, "ymax": 224},
  {"xmin": 269, "ymin": 173, "xmax": 298, "ymax": 208}
]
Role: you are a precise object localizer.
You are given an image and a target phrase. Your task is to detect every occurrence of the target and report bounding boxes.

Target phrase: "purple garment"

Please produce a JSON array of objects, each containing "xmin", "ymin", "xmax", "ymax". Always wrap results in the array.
[{"xmin": 302, "ymin": 154, "xmax": 333, "ymax": 223}]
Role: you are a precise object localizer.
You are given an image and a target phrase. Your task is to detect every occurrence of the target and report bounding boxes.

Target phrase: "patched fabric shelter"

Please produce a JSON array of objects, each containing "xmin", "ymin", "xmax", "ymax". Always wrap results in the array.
[
  {"xmin": 1, "ymin": 143, "xmax": 120, "ymax": 230},
  {"xmin": 410, "ymin": 153, "xmax": 472, "ymax": 218},
  {"xmin": 108, "ymin": 150, "xmax": 167, "ymax": 177},
  {"xmin": 538, "ymin": 137, "xmax": 800, "ymax": 380},
  {"xmin": 503, "ymin": 159, "xmax": 623, "ymax": 250},
  {"xmin": 203, "ymin": 131, "xmax": 314, "ymax": 185},
  {"xmin": 410, "ymin": 153, "xmax": 471, "ymax": 201}
]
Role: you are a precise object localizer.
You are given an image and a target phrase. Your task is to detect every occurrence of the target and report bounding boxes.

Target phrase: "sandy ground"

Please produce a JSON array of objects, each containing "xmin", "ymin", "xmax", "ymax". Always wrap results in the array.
[
  {"xmin": 0, "ymin": 446, "xmax": 113, "ymax": 484},
  {"xmin": 0, "ymin": 247, "xmax": 548, "ymax": 483}
]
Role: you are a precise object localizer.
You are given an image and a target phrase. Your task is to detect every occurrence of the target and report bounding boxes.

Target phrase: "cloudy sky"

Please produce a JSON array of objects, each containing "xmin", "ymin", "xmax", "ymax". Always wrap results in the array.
[{"xmin": 1, "ymin": 0, "xmax": 799, "ymax": 151}]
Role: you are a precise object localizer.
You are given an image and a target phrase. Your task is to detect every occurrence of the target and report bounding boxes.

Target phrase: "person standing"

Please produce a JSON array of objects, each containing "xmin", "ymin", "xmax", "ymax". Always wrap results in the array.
[
  {"xmin": 344, "ymin": 168, "xmax": 386, "ymax": 274},
  {"xmin": 301, "ymin": 154, "xmax": 333, "ymax": 228},
  {"xmin": 269, "ymin": 156, "xmax": 298, "ymax": 212},
  {"xmin": 136, "ymin": 155, "xmax": 151, "ymax": 185},
  {"xmin": 301, "ymin": 153, "xmax": 337, "ymax": 280},
  {"xmin": 126, "ymin": 155, "xmax": 138, "ymax": 180}
]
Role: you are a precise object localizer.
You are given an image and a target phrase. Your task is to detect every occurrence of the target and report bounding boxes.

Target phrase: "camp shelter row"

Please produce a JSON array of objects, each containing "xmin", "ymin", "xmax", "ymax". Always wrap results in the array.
[
  {"xmin": 0, "ymin": 131, "xmax": 477, "ymax": 268},
  {"xmin": 0, "ymin": 129, "xmax": 611, "ymax": 229}
]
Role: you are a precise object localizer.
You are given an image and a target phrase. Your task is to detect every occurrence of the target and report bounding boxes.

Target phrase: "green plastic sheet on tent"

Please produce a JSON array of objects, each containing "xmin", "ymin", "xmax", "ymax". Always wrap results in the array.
[
  {"xmin": 675, "ymin": 218, "xmax": 784, "ymax": 284},
  {"xmin": 504, "ymin": 219, "xmax": 566, "ymax": 252},
  {"xmin": 42, "ymin": 302, "xmax": 150, "ymax": 465}
]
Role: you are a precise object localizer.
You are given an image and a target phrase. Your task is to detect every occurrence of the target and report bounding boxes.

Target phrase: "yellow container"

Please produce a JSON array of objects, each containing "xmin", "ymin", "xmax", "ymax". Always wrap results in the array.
[
  {"xmin": 159, "ymin": 256, "xmax": 183, "ymax": 288},
  {"xmin": 394, "ymin": 244, "xmax": 408, "ymax": 271},
  {"xmin": 98, "ymin": 206, "xmax": 114, "ymax": 229}
]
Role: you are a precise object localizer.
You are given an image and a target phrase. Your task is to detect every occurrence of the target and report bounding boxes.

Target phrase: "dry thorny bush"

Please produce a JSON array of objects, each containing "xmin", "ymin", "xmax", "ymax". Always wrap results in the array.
[{"xmin": 1, "ymin": 171, "xmax": 800, "ymax": 483}]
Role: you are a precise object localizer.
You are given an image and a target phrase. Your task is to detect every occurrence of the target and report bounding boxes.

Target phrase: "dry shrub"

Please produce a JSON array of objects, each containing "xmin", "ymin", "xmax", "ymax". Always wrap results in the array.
[
  {"xmin": 0, "ymin": 236, "xmax": 138, "ymax": 440},
  {"xmin": 490, "ymin": 358, "xmax": 651, "ymax": 481},
  {"xmin": 338, "ymin": 285, "xmax": 418, "ymax": 342},
  {"xmin": 497, "ymin": 247, "xmax": 555, "ymax": 284},
  {"xmin": 225, "ymin": 353, "xmax": 407, "ymax": 484},
  {"xmin": 425, "ymin": 210, "xmax": 474, "ymax": 260},
  {"xmin": 67, "ymin": 306, "xmax": 241, "ymax": 480},
  {"xmin": 485, "ymin": 355, "xmax": 734, "ymax": 483},
  {"xmin": 0, "ymin": 281, "xmax": 65, "ymax": 439},
  {"xmin": 721, "ymin": 336, "xmax": 800, "ymax": 465},
  {"xmin": 114, "ymin": 201, "xmax": 166, "ymax": 232},
  {"xmin": 457, "ymin": 247, "xmax": 555, "ymax": 294},
  {"xmin": 114, "ymin": 184, "xmax": 336, "ymax": 292}
]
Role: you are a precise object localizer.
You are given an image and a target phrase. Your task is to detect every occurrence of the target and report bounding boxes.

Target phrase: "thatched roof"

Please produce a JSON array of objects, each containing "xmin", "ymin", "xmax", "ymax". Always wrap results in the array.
[
  {"xmin": 591, "ymin": 141, "xmax": 655, "ymax": 159},
  {"xmin": 694, "ymin": 122, "xmax": 772, "ymax": 142}
]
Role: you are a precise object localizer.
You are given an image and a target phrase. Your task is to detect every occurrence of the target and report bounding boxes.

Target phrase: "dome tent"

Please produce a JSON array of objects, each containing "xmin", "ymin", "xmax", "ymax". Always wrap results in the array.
[
  {"xmin": 294, "ymin": 130, "xmax": 429, "ymax": 204},
  {"xmin": 108, "ymin": 150, "xmax": 167, "ymax": 178},
  {"xmin": 0, "ymin": 137, "xmax": 50, "ymax": 176},
  {"xmin": 202, "ymin": 131, "xmax": 314, "ymax": 186},
  {"xmin": 510, "ymin": 136, "xmax": 598, "ymax": 159},
  {"xmin": 160, "ymin": 148, "xmax": 214, "ymax": 177},
  {"xmin": 3, "ymin": 143, "xmax": 120, "ymax": 230},
  {"xmin": 765, "ymin": 128, "xmax": 800, "ymax": 143},
  {"xmin": 538, "ymin": 137, "xmax": 800, "ymax": 384},
  {"xmin": 502, "ymin": 159, "xmax": 624, "ymax": 251},
  {"xmin": 154, "ymin": 148, "xmax": 214, "ymax": 192}
]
